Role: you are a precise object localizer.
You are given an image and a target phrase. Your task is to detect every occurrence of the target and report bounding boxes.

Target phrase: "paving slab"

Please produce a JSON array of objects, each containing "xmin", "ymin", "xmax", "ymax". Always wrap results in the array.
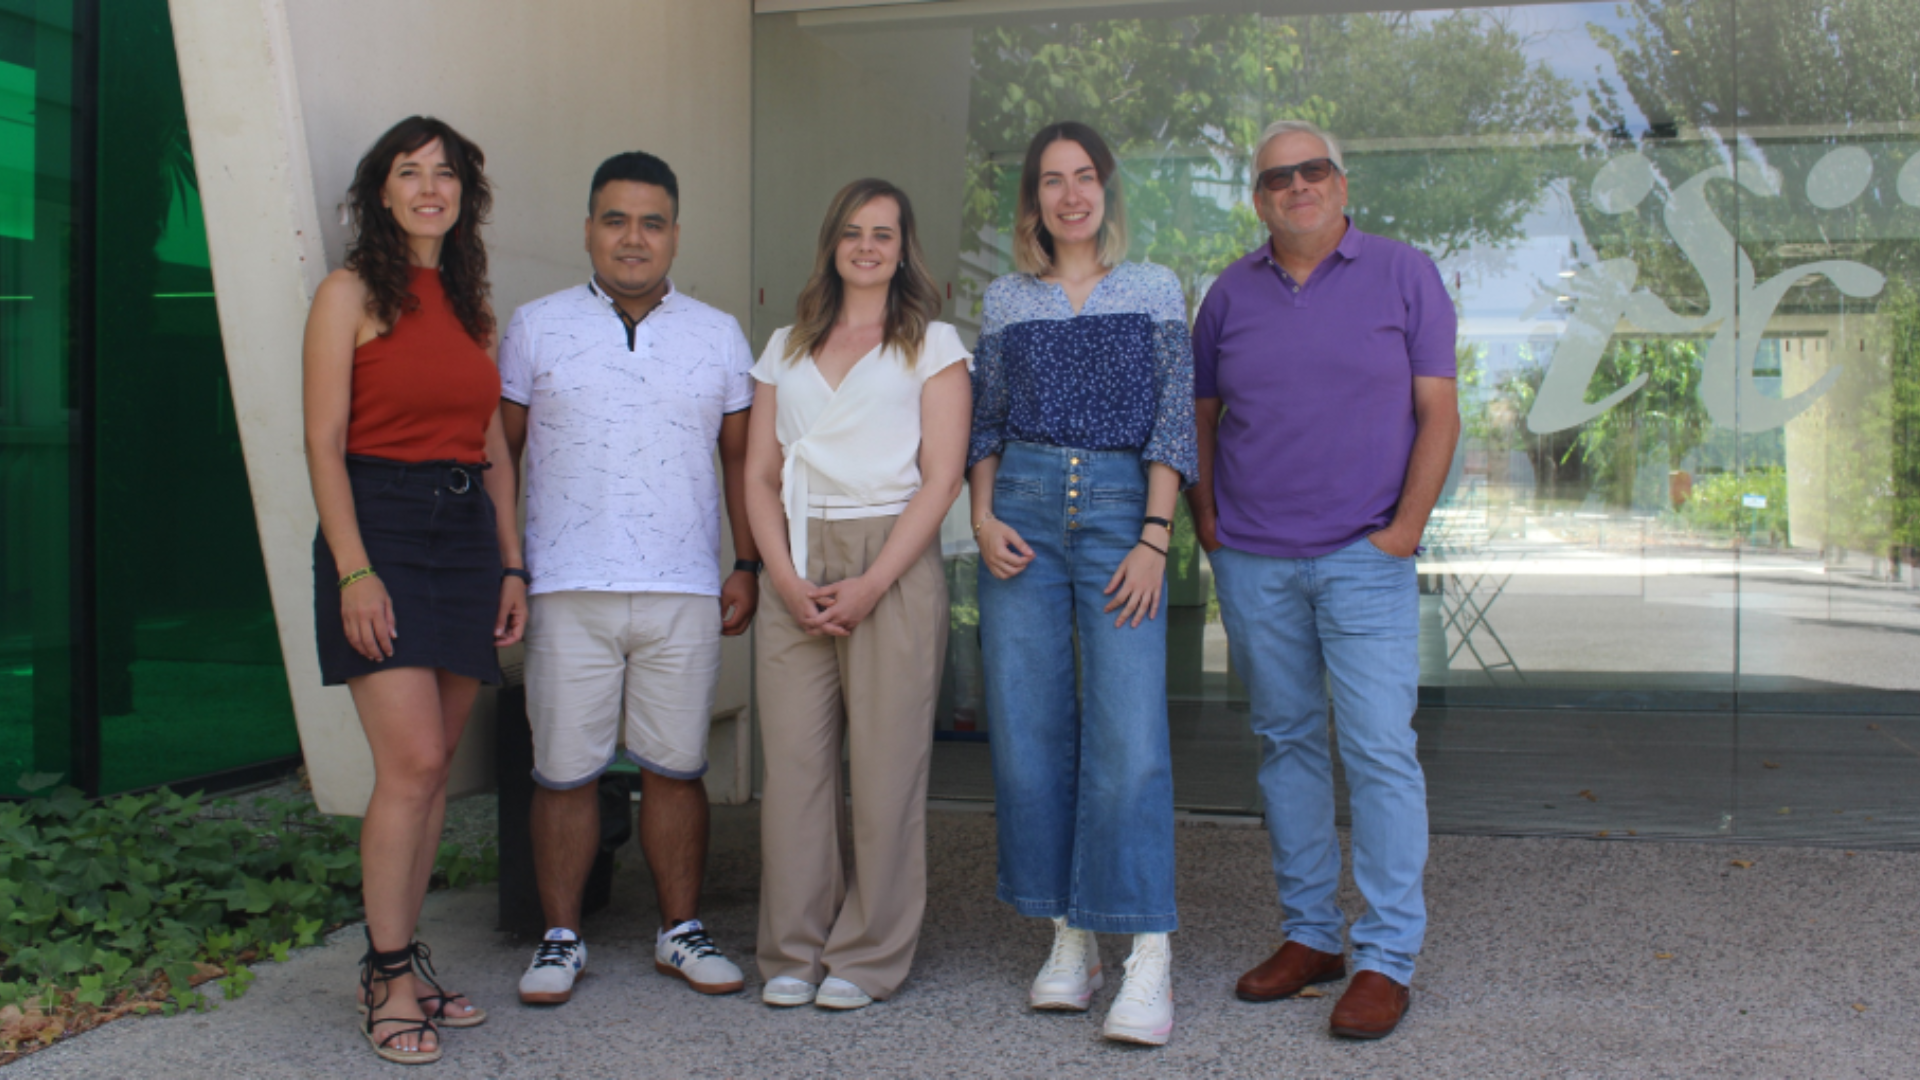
[{"xmin": 10, "ymin": 804, "xmax": 1915, "ymax": 1079}]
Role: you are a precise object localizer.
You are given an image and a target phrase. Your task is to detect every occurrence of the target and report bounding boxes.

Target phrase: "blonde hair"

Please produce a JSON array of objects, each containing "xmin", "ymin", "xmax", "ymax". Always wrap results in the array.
[
  {"xmin": 784, "ymin": 178, "xmax": 943, "ymax": 365},
  {"xmin": 1012, "ymin": 122, "xmax": 1128, "ymax": 276}
]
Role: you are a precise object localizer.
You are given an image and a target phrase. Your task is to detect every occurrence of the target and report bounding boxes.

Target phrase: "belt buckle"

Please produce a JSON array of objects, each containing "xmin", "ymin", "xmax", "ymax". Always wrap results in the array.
[{"xmin": 447, "ymin": 467, "xmax": 472, "ymax": 494}]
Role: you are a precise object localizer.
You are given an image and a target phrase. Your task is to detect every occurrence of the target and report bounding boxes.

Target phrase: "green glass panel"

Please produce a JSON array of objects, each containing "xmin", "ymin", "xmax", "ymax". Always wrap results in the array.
[
  {"xmin": 0, "ymin": 0, "xmax": 76, "ymax": 797},
  {"xmin": 0, "ymin": 58, "xmax": 35, "ymax": 241},
  {"xmin": 93, "ymin": 0, "xmax": 297, "ymax": 793}
]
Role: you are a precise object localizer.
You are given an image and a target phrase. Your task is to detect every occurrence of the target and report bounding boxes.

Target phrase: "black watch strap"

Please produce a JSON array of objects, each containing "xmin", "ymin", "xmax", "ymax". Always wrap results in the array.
[
  {"xmin": 734, "ymin": 559, "xmax": 764, "ymax": 574},
  {"xmin": 502, "ymin": 567, "xmax": 532, "ymax": 584},
  {"xmin": 1143, "ymin": 515, "xmax": 1173, "ymax": 531}
]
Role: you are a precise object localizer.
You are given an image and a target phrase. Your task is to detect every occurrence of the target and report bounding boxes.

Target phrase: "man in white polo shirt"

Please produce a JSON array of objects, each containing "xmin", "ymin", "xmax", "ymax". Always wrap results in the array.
[{"xmin": 501, "ymin": 151, "xmax": 761, "ymax": 1005}]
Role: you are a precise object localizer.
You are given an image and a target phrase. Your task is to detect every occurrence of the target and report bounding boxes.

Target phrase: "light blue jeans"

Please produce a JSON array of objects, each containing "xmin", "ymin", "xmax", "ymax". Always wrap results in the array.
[
  {"xmin": 1211, "ymin": 538, "xmax": 1427, "ymax": 984},
  {"xmin": 979, "ymin": 442, "xmax": 1177, "ymax": 933}
]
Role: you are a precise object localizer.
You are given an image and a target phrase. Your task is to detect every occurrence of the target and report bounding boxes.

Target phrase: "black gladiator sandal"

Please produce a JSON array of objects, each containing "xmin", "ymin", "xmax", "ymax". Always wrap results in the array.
[
  {"xmin": 408, "ymin": 940, "xmax": 487, "ymax": 1028},
  {"xmin": 360, "ymin": 928, "xmax": 443, "ymax": 1065}
]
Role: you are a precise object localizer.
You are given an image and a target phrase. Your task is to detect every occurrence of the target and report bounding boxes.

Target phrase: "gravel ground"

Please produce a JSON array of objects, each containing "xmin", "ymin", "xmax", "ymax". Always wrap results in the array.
[
  {"xmin": 199, "ymin": 775, "xmax": 498, "ymax": 859},
  {"xmin": 11, "ymin": 802, "xmax": 1918, "ymax": 1079}
]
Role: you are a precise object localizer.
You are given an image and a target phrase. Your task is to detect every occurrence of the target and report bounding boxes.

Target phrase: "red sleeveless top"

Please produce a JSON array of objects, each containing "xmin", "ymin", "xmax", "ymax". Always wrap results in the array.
[{"xmin": 346, "ymin": 267, "xmax": 500, "ymax": 464}]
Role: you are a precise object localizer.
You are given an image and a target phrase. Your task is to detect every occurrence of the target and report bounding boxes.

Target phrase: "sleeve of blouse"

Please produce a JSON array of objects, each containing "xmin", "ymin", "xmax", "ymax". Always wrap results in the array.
[
  {"xmin": 751, "ymin": 328, "xmax": 790, "ymax": 386},
  {"xmin": 967, "ymin": 286, "xmax": 1011, "ymax": 469},
  {"xmin": 918, "ymin": 322, "xmax": 974, "ymax": 382},
  {"xmin": 1141, "ymin": 271, "xmax": 1199, "ymax": 489}
]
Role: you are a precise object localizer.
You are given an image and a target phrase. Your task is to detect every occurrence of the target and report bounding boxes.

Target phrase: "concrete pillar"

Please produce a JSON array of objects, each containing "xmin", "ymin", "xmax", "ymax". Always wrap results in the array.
[{"xmin": 169, "ymin": 0, "xmax": 375, "ymax": 814}]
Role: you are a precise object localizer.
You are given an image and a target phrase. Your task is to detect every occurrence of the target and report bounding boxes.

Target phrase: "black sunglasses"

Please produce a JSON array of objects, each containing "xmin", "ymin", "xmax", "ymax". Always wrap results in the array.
[{"xmin": 1257, "ymin": 158, "xmax": 1340, "ymax": 191}]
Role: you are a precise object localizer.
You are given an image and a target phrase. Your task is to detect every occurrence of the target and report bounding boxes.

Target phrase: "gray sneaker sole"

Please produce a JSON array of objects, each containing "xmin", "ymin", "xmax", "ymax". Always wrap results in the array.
[
  {"xmin": 656, "ymin": 960, "xmax": 744, "ymax": 994},
  {"xmin": 519, "ymin": 966, "xmax": 584, "ymax": 1005}
]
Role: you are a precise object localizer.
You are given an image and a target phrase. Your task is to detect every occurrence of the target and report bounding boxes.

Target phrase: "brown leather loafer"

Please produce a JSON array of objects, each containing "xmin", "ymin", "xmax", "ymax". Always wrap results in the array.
[
  {"xmin": 1329, "ymin": 970, "xmax": 1410, "ymax": 1039},
  {"xmin": 1235, "ymin": 941, "xmax": 1347, "ymax": 1002}
]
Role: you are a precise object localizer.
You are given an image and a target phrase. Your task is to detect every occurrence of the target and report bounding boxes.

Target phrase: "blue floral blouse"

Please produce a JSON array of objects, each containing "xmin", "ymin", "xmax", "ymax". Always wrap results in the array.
[{"xmin": 968, "ymin": 261, "xmax": 1198, "ymax": 487}]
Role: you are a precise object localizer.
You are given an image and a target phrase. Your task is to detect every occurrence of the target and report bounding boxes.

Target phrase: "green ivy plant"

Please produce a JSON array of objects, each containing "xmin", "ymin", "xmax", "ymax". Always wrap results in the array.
[{"xmin": 0, "ymin": 773, "xmax": 496, "ymax": 1058}]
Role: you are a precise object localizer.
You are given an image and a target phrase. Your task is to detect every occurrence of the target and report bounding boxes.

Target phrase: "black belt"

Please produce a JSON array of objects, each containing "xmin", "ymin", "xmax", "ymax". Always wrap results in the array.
[{"xmin": 346, "ymin": 455, "xmax": 491, "ymax": 494}]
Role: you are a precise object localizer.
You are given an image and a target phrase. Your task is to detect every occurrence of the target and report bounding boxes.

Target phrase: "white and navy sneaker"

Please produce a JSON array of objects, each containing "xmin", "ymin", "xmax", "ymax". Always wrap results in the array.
[
  {"xmin": 761, "ymin": 976, "xmax": 817, "ymax": 1007},
  {"xmin": 1102, "ymin": 932, "xmax": 1173, "ymax": 1046},
  {"xmin": 1030, "ymin": 916, "xmax": 1103, "ymax": 1010},
  {"xmin": 654, "ymin": 920, "xmax": 745, "ymax": 994},
  {"xmin": 518, "ymin": 929, "xmax": 587, "ymax": 1005},
  {"xmin": 814, "ymin": 976, "xmax": 872, "ymax": 1011}
]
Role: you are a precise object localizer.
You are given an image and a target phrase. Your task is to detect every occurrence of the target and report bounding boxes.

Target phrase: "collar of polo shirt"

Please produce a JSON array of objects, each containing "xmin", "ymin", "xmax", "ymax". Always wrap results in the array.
[{"xmin": 588, "ymin": 275, "xmax": 677, "ymax": 349}]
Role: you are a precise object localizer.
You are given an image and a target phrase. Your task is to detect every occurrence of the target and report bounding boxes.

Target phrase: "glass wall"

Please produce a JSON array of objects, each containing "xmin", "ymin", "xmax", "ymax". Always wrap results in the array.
[
  {"xmin": 0, "ymin": 0, "xmax": 79, "ymax": 795},
  {"xmin": 91, "ymin": 0, "xmax": 297, "ymax": 793},
  {"xmin": 0, "ymin": 0, "xmax": 296, "ymax": 798},
  {"xmin": 753, "ymin": 0, "xmax": 1920, "ymax": 843}
]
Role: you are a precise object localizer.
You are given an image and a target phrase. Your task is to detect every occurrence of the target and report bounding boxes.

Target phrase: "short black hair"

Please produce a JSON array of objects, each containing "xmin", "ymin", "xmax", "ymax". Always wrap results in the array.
[{"xmin": 590, "ymin": 151, "xmax": 679, "ymax": 218}]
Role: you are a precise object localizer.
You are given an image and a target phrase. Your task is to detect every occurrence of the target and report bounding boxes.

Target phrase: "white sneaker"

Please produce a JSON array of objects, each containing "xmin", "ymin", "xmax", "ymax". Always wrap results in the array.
[
  {"xmin": 815, "ymin": 976, "xmax": 873, "ymax": 1010},
  {"xmin": 761, "ymin": 976, "xmax": 817, "ymax": 1007},
  {"xmin": 518, "ymin": 929, "xmax": 587, "ymax": 1005},
  {"xmin": 654, "ymin": 920, "xmax": 745, "ymax": 994},
  {"xmin": 1030, "ymin": 916, "xmax": 1103, "ymax": 1011},
  {"xmin": 1102, "ymin": 933, "xmax": 1173, "ymax": 1046}
]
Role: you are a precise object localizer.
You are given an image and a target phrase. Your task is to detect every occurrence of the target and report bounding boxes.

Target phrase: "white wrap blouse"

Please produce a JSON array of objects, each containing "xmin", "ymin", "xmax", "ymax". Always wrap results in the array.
[{"xmin": 751, "ymin": 321, "xmax": 972, "ymax": 572}]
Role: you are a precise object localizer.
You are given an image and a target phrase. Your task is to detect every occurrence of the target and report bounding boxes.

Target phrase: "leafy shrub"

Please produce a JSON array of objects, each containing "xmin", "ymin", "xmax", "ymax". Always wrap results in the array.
[
  {"xmin": 0, "ymin": 775, "xmax": 496, "ymax": 1058},
  {"xmin": 1678, "ymin": 467, "xmax": 1789, "ymax": 542}
]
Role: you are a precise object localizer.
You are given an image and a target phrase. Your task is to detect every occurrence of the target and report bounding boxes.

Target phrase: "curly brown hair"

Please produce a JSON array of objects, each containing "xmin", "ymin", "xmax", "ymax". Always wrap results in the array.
[{"xmin": 342, "ymin": 116, "xmax": 494, "ymax": 343}]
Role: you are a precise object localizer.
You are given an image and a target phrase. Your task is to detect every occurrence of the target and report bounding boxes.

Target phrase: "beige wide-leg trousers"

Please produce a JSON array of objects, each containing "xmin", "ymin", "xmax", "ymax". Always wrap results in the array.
[{"xmin": 755, "ymin": 515, "xmax": 948, "ymax": 999}]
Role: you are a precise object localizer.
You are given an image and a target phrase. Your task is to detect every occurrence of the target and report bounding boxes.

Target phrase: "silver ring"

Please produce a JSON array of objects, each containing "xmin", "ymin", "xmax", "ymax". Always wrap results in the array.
[{"xmin": 448, "ymin": 467, "xmax": 472, "ymax": 494}]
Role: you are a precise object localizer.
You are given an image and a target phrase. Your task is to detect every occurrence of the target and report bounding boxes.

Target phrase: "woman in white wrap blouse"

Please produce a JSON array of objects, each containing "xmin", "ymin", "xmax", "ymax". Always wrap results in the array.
[{"xmin": 744, "ymin": 178, "xmax": 972, "ymax": 1010}]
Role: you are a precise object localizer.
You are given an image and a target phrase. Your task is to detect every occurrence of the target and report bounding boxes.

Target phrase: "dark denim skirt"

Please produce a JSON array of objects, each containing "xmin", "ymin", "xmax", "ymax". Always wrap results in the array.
[{"xmin": 313, "ymin": 456, "xmax": 504, "ymax": 686}]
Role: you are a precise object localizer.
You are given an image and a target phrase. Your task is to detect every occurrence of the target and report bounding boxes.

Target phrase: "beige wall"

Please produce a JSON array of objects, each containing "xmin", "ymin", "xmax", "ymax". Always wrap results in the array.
[
  {"xmin": 751, "ymin": 14, "xmax": 974, "ymax": 352},
  {"xmin": 172, "ymin": 0, "xmax": 755, "ymax": 814},
  {"xmin": 286, "ymin": 1, "xmax": 752, "ymax": 329}
]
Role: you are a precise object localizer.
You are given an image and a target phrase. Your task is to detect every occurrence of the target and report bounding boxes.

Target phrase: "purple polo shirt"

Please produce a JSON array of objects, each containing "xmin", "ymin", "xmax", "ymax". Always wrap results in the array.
[{"xmin": 1193, "ymin": 220, "xmax": 1456, "ymax": 558}]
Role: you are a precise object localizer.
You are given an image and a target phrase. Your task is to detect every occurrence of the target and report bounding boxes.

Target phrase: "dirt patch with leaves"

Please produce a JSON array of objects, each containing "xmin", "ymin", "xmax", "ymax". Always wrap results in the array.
[{"xmin": 0, "ymin": 775, "xmax": 496, "ymax": 1064}]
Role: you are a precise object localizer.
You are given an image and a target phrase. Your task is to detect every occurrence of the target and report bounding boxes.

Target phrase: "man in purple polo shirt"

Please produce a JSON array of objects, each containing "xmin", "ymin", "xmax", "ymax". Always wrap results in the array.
[{"xmin": 1188, "ymin": 119, "xmax": 1459, "ymax": 1040}]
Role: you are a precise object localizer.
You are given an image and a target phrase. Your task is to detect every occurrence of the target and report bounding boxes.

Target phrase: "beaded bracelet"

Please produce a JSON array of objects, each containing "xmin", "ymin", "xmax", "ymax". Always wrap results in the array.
[{"xmin": 337, "ymin": 566, "xmax": 377, "ymax": 590}]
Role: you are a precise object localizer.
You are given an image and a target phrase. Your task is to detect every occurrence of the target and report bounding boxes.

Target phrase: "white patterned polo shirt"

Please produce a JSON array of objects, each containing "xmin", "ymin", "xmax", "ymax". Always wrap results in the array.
[{"xmin": 499, "ymin": 279, "xmax": 753, "ymax": 597}]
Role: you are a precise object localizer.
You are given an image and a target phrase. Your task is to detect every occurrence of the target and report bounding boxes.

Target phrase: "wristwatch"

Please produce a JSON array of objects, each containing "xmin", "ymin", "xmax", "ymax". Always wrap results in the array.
[{"xmin": 734, "ymin": 559, "xmax": 764, "ymax": 574}]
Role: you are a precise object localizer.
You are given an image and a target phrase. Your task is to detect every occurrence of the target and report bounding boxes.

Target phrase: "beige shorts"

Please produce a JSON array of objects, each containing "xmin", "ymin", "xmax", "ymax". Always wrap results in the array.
[{"xmin": 525, "ymin": 591, "xmax": 721, "ymax": 787}]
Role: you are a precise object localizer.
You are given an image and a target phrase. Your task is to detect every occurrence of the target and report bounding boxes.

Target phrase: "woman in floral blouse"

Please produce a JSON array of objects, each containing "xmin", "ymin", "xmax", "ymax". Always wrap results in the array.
[{"xmin": 967, "ymin": 120, "xmax": 1196, "ymax": 1048}]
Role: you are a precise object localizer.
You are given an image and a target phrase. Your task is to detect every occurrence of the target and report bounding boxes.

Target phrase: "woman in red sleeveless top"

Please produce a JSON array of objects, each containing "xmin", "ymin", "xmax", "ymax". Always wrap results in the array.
[{"xmin": 303, "ymin": 116, "xmax": 526, "ymax": 1066}]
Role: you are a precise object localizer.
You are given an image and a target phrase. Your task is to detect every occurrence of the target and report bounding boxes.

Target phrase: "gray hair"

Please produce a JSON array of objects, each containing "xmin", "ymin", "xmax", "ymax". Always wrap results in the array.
[{"xmin": 1253, "ymin": 119, "xmax": 1344, "ymax": 174}]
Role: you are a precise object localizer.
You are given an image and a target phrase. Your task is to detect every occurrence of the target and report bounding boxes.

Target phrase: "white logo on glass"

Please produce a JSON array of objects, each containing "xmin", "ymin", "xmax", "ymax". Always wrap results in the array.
[{"xmin": 1527, "ymin": 149, "xmax": 1894, "ymax": 435}]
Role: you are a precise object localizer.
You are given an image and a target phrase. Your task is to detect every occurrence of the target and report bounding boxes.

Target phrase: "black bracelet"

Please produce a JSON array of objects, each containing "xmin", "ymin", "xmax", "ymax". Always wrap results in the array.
[
  {"xmin": 1137, "ymin": 538, "xmax": 1169, "ymax": 557},
  {"xmin": 502, "ymin": 567, "xmax": 532, "ymax": 584},
  {"xmin": 1143, "ymin": 515, "xmax": 1173, "ymax": 531},
  {"xmin": 734, "ymin": 559, "xmax": 764, "ymax": 574}
]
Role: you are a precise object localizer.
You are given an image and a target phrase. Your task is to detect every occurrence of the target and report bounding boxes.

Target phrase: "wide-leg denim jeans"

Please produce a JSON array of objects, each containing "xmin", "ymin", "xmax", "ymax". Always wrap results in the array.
[
  {"xmin": 979, "ymin": 442, "xmax": 1178, "ymax": 933},
  {"xmin": 1211, "ymin": 538, "xmax": 1427, "ymax": 984}
]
